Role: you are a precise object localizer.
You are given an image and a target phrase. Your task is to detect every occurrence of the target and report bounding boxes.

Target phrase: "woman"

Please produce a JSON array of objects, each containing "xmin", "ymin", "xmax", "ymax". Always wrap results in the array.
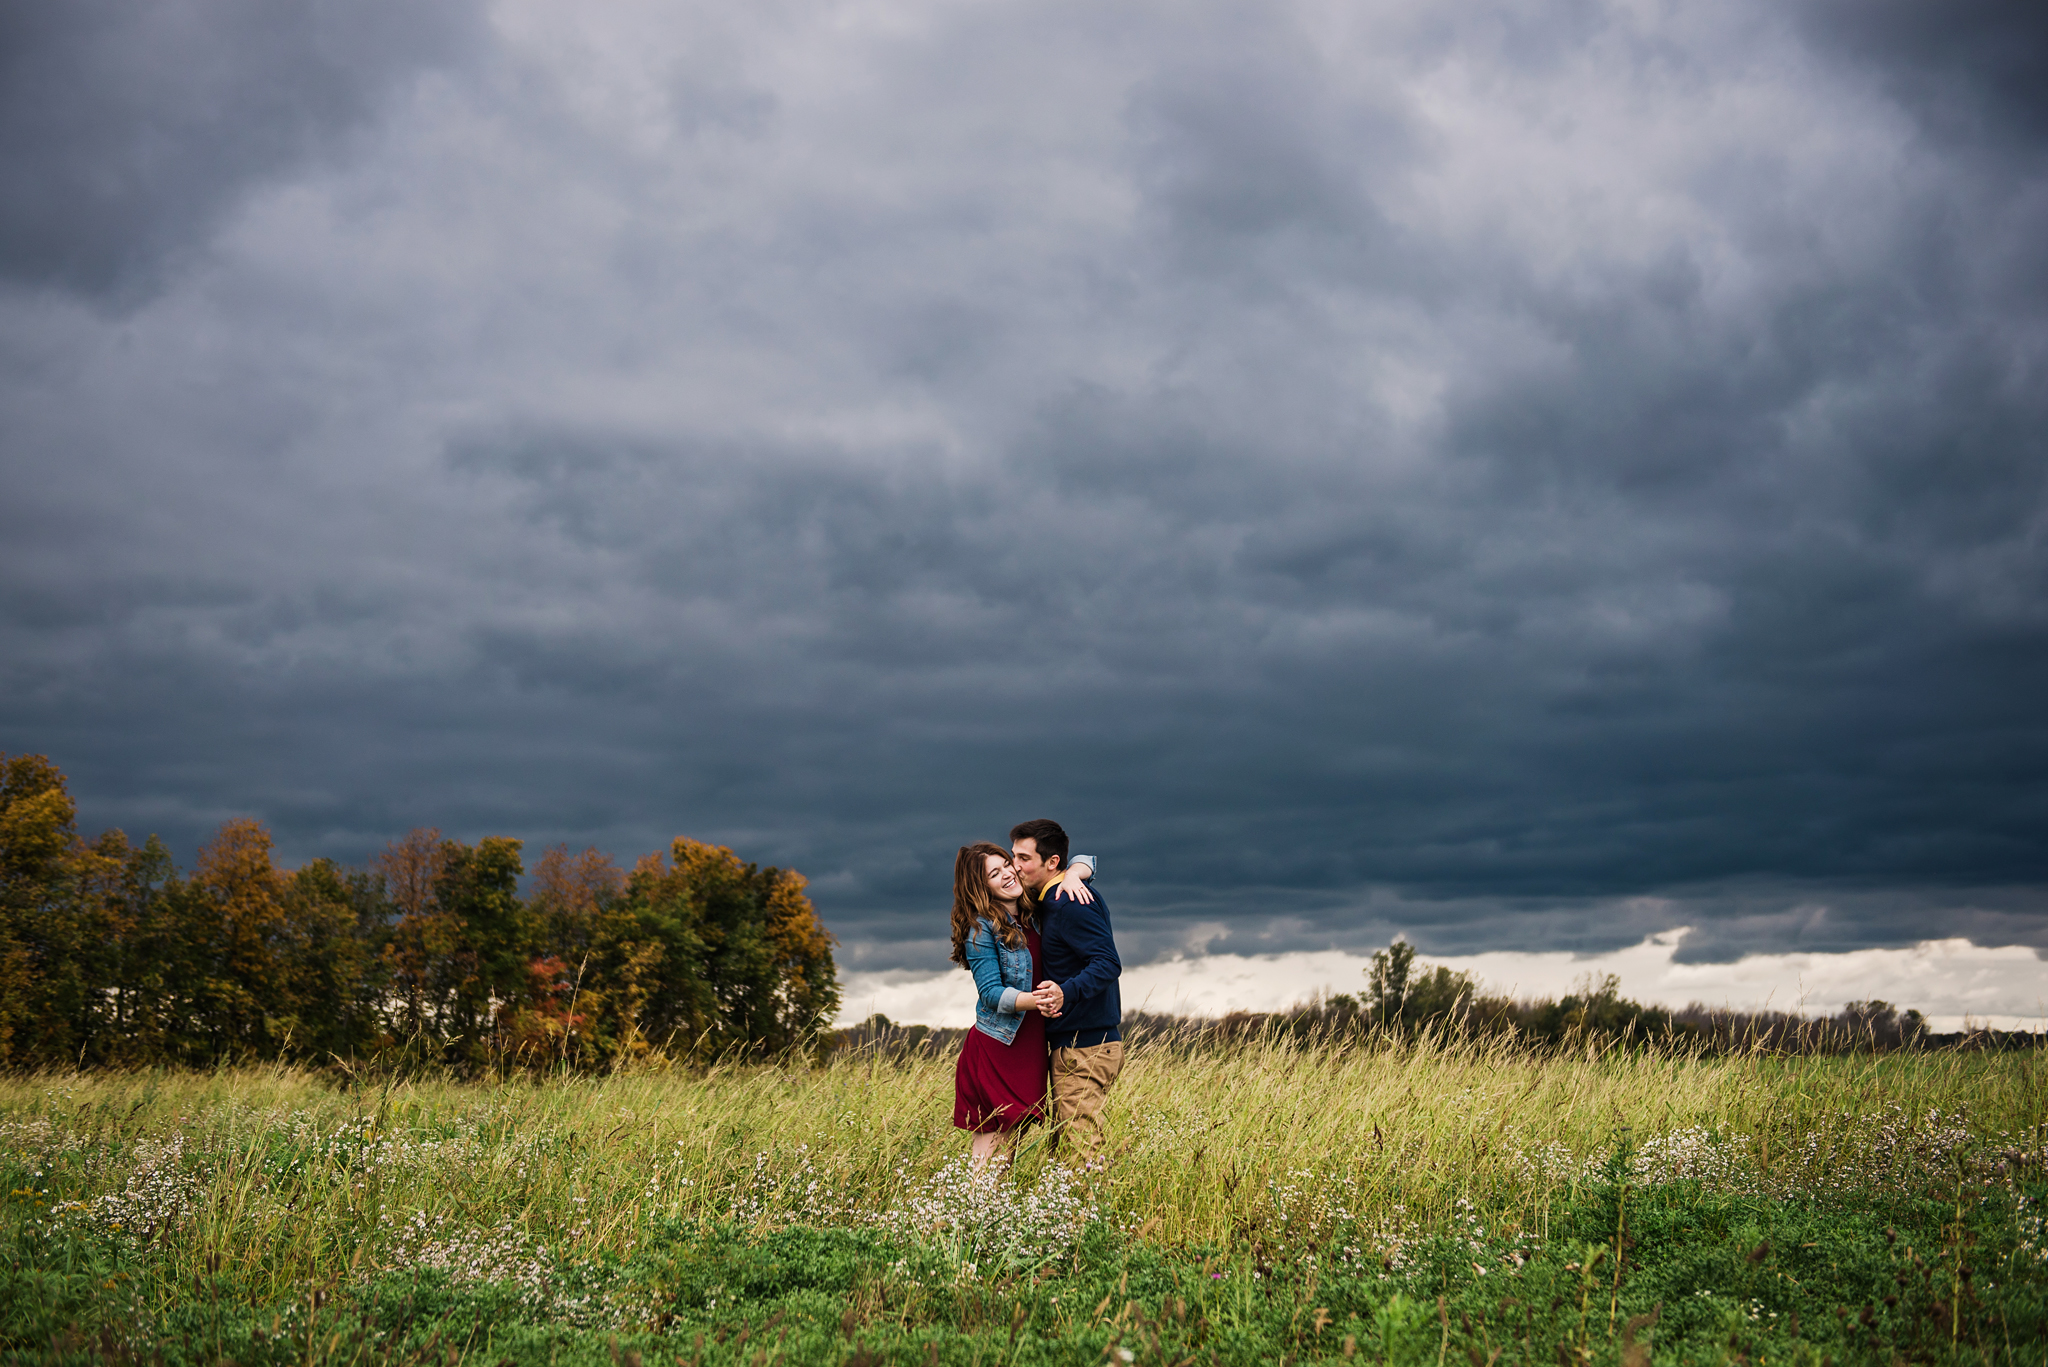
[{"xmin": 950, "ymin": 842, "xmax": 1075, "ymax": 1166}]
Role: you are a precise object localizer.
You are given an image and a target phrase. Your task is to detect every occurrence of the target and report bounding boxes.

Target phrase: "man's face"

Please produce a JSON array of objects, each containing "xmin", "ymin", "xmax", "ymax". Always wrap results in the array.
[{"xmin": 1010, "ymin": 837, "xmax": 1062, "ymax": 892}]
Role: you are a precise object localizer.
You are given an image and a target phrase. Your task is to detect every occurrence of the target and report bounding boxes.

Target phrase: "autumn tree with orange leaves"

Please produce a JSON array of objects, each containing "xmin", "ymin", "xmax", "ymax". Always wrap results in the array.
[{"xmin": 0, "ymin": 753, "xmax": 840, "ymax": 1071}]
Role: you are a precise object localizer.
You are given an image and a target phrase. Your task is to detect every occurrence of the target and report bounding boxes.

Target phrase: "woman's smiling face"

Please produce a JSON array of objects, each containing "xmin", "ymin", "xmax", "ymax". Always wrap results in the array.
[{"xmin": 984, "ymin": 852, "xmax": 1023, "ymax": 904}]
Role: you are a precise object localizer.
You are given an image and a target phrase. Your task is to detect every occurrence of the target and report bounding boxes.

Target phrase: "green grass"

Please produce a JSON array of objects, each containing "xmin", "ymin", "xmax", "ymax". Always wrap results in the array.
[{"xmin": 1, "ymin": 1036, "xmax": 2043, "ymax": 1364}]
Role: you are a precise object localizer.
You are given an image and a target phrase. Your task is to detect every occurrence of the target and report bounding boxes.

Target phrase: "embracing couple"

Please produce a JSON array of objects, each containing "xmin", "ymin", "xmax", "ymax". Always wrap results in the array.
[{"xmin": 949, "ymin": 818, "xmax": 1122, "ymax": 1170}]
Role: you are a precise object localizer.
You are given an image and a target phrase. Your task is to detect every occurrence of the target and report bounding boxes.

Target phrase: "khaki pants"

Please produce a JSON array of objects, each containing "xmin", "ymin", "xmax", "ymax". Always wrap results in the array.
[{"xmin": 1050, "ymin": 1040, "xmax": 1123, "ymax": 1163}]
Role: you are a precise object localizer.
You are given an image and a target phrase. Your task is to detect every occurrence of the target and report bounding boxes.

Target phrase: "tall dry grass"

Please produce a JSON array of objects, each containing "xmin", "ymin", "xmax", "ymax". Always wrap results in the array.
[{"xmin": 2, "ymin": 1033, "xmax": 2040, "ymax": 1302}]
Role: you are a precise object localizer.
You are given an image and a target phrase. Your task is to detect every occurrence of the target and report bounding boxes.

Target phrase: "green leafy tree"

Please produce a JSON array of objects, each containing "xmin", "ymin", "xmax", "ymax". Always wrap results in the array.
[
  {"xmin": 0, "ymin": 754, "xmax": 85, "ymax": 1064},
  {"xmin": 0, "ymin": 756, "xmax": 171, "ymax": 1066},
  {"xmin": 1402, "ymin": 963, "xmax": 1478, "ymax": 1029},
  {"xmin": 1365, "ymin": 939, "xmax": 1476, "ymax": 1033},
  {"xmin": 50, "ymin": 828, "xmax": 153, "ymax": 1065},
  {"xmin": 98, "ymin": 832, "xmax": 180, "ymax": 1063},
  {"xmin": 1524, "ymin": 973, "xmax": 1671, "ymax": 1042},
  {"xmin": 1835, "ymin": 999, "xmax": 1925, "ymax": 1048},
  {"xmin": 612, "ymin": 838, "xmax": 838, "ymax": 1057},
  {"xmin": 611, "ymin": 842, "xmax": 728, "ymax": 1056},
  {"xmin": 1365, "ymin": 939, "xmax": 1414, "ymax": 1028},
  {"xmin": 179, "ymin": 819, "xmax": 296, "ymax": 1059},
  {"xmin": 146, "ymin": 821, "xmax": 392, "ymax": 1065},
  {"xmin": 433, "ymin": 836, "xmax": 527, "ymax": 1068},
  {"xmin": 280, "ymin": 858, "xmax": 393, "ymax": 1060}
]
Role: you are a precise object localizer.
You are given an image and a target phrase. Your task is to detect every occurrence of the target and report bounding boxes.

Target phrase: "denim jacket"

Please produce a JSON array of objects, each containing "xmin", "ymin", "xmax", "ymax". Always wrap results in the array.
[{"xmin": 962, "ymin": 918, "xmax": 1036, "ymax": 1046}]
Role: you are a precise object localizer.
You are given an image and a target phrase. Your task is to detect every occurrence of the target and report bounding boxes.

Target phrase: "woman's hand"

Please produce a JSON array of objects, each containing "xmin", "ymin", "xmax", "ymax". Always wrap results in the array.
[
  {"xmin": 1054, "ymin": 863, "xmax": 1096, "ymax": 904},
  {"xmin": 1015, "ymin": 991, "xmax": 1041, "ymax": 1013}
]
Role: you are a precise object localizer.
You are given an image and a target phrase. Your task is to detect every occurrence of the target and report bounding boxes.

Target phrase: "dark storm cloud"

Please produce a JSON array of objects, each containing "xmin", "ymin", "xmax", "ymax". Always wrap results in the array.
[
  {"xmin": 1801, "ymin": 0, "xmax": 2048, "ymax": 148},
  {"xmin": 0, "ymin": 0, "xmax": 480, "ymax": 299},
  {"xmin": 2, "ymin": 0, "xmax": 2045, "ymax": 977}
]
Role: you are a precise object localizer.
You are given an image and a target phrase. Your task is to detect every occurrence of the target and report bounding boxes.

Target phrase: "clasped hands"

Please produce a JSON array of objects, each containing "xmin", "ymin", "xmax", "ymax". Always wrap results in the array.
[{"xmin": 1017, "ymin": 980, "xmax": 1065, "ymax": 1017}]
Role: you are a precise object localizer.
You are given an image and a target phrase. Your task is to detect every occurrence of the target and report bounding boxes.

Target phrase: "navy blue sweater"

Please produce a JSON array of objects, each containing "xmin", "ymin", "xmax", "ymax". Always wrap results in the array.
[{"xmin": 1037, "ymin": 881, "xmax": 1122, "ymax": 1047}]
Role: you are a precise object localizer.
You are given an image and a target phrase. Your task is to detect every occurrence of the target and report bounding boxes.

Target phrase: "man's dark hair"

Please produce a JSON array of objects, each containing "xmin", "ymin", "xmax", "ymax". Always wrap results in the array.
[{"xmin": 1009, "ymin": 818, "xmax": 1069, "ymax": 871}]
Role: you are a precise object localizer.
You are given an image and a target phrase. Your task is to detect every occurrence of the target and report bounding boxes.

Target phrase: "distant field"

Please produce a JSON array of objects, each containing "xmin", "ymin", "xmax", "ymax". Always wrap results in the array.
[{"xmin": 3, "ymin": 1037, "xmax": 2043, "ymax": 1364}]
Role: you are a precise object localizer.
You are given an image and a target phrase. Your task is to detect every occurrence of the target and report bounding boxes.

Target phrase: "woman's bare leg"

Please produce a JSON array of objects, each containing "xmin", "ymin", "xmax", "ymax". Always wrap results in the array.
[{"xmin": 970, "ymin": 1130, "xmax": 1010, "ymax": 1170}]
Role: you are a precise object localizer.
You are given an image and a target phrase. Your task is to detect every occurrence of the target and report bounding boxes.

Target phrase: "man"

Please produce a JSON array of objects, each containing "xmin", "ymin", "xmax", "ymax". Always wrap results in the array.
[{"xmin": 1010, "ymin": 817, "xmax": 1122, "ymax": 1165}]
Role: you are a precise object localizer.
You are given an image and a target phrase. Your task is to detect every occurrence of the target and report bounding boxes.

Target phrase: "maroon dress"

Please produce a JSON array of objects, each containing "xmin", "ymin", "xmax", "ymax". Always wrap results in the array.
[{"xmin": 953, "ymin": 924, "xmax": 1050, "ymax": 1133}]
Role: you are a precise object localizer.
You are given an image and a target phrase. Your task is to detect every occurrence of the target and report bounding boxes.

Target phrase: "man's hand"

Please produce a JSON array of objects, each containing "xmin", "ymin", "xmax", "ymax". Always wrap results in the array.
[{"xmin": 1034, "ymin": 980, "xmax": 1065, "ymax": 1016}]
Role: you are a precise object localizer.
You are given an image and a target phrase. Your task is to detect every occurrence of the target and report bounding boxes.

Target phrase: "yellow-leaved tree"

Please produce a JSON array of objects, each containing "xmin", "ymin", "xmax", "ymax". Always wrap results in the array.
[{"xmin": 614, "ymin": 837, "xmax": 839, "ymax": 1058}]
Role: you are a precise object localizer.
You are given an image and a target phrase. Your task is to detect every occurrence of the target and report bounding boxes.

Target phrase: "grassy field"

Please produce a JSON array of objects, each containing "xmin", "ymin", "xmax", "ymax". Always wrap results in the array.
[{"xmin": 2, "ymin": 1035, "xmax": 2043, "ymax": 1365}]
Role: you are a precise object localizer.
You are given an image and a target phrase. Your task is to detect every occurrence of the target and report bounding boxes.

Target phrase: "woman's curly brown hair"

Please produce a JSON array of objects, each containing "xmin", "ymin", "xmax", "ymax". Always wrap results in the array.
[{"xmin": 949, "ymin": 841, "xmax": 1031, "ymax": 968}]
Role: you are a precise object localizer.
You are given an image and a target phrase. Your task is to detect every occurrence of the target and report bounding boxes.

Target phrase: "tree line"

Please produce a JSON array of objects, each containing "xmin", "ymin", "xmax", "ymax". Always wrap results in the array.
[
  {"xmin": 1343, "ymin": 938, "xmax": 1938, "ymax": 1048},
  {"xmin": 0, "ymin": 753, "xmax": 839, "ymax": 1071},
  {"xmin": 841, "ymin": 939, "xmax": 1971, "ymax": 1058}
]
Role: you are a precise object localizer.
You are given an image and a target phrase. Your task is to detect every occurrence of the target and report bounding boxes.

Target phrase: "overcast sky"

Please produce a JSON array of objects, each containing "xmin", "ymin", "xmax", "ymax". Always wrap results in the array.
[{"xmin": 3, "ymin": 0, "xmax": 2044, "ymax": 991}]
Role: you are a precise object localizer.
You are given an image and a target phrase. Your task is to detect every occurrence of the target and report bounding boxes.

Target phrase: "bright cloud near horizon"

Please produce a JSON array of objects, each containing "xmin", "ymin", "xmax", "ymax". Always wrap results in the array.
[
  {"xmin": 2, "ymin": 0, "xmax": 2045, "ymax": 997},
  {"xmin": 840, "ymin": 932, "xmax": 2048, "ymax": 1034}
]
